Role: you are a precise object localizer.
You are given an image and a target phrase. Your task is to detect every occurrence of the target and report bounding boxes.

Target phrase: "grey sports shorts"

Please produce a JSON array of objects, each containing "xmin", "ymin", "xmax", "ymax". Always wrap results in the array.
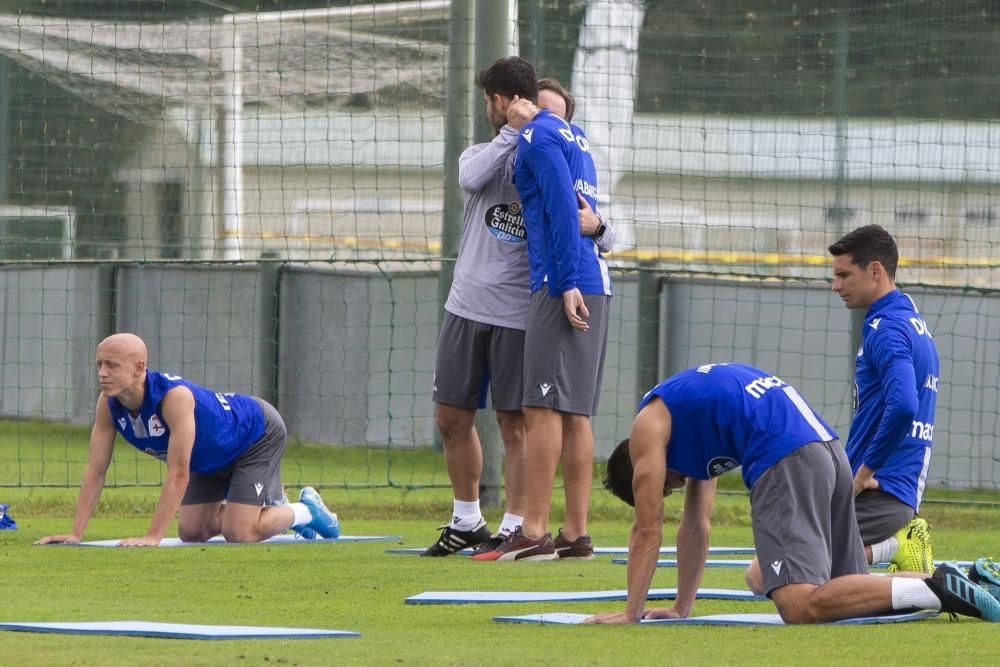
[
  {"xmin": 432, "ymin": 311, "xmax": 526, "ymax": 412},
  {"xmin": 522, "ymin": 290, "xmax": 609, "ymax": 416},
  {"xmin": 750, "ymin": 440, "xmax": 869, "ymax": 597},
  {"xmin": 182, "ymin": 399, "xmax": 287, "ymax": 507},
  {"xmin": 854, "ymin": 489, "xmax": 915, "ymax": 544}
]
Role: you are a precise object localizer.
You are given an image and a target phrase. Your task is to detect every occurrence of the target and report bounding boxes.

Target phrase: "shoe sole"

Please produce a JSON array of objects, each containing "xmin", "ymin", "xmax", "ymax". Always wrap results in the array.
[
  {"xmin": 970, "ymin": 560, "xmax": 1000, "ymax": 601},
  {"xmin": 557, "ymin": 554, "xmax": 596, "ymax": 561},
  {"xmin": 972, "ymin": 560, "xmax": 1000, "ymax": 586},
  {"xmin": 512, "ymin": 552, "xmax": 558, "ymax": 562},
  {"xmin": 495, "ymin": 548, "xmax": 558, "ymax": 562},
  {"xmin": 470, "ymin": 552, "xmax": 503, "ymax": 561}
]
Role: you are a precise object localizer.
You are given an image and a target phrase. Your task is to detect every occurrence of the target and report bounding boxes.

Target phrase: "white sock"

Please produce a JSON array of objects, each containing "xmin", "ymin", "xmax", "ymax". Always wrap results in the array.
[
  {"xmin": 450, "ymin": 499, "xmax": 483, "ymax": 531},
  {"xmin": 891, "ymin": 577, "xmax": 941, "ymax": 611},
  {"xmin": 499, "ymin": 513, "xmax": 524, "ymax": 537},
  {"xmin": 870, "ymin": 536, "xmax": 899, "ymax": 564},
  {"xmin": 289, "ymin": 502, "xmax": 312, "ymax": 527}
]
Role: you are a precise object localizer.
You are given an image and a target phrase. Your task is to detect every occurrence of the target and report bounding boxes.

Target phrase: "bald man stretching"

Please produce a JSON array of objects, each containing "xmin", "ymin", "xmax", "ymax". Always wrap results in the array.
[{"xmin": 36, "ymin": 333, "xmax": 339, "ymax": 546}]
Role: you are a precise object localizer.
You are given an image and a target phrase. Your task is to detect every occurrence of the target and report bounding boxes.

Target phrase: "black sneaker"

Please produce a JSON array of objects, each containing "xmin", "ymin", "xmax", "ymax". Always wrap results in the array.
[
  {"xmin": 420, "ymin": 520, "xmax": 491, "ymax": 557},
  {"xmin": 470, "ymin": 533, "xmax": 505, "ymax": 557},
  {"xmin": 924, "ymin": 561, "xmax": 1000, "ymax": 621},
  {"xmin": 553, "ymin": 528, "xmax": 595, "ymax": 560}
]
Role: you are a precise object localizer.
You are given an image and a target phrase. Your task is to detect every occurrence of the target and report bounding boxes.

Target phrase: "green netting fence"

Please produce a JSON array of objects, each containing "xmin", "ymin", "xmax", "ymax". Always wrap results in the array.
[{"xmin": 0, "ymin": 1, "xmax": 998, "ymax": 500}]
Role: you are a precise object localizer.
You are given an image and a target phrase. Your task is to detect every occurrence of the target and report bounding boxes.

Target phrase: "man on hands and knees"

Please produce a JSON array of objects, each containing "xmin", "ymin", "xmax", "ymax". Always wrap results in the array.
[
  {"xmin": 829, "ymin": 224, "xmax": 939, "ymax": 574},
  {"xmin": 35, "ymin": 333, "xmax": 338, "ymax": 546},
  {"xmin": 589, "ymin": 363, "xmax": 1000, "ymax": 624}
]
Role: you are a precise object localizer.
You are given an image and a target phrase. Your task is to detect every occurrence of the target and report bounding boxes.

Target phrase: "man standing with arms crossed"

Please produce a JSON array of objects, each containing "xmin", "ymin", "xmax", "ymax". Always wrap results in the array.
[
  {"xmin": 830, "ymin": 225, "xmax": 939, "ymax": 574},
  {"xmin": 472, "ymin": 64, "xmax": 611, "ymax": 561},
  {"xmin": 423, "ymin": 58, "xmax": 612, "ymax": 557}
]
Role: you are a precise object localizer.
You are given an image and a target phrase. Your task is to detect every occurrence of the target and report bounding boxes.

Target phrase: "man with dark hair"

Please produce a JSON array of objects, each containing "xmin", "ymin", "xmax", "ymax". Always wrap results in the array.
[
  {"xmin": 423, "ymin": 58, "xmax": 613, "ymax": 558},
  {"xmin": 473, "ymin": 55, "xmax": 539, "ymax": 107},
  {"xmin": 470, "ymin": 63, "xmax": 612, "ymax": 562},
  {"xmin": 589, "ymin": 363, "xmax": 999, "ymax": 625},
  {"xmin": 826, "ymin": 224, "xmax": 939, "ymax": 575}
]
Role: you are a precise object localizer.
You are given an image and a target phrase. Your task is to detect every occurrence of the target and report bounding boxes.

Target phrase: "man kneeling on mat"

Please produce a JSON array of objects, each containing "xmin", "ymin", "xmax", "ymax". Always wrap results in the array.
[
  {"xmin": 588, "ymin": 363, "xmax": 1000, "ymax": 624},
  {"xmin": 35, "ymin": 333, "xmax": 338, "ymax": 547}
]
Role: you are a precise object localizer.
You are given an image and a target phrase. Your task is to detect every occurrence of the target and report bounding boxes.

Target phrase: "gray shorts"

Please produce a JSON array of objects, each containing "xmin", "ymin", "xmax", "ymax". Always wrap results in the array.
[
  {"xmin": 854, "ymin": 489, "xmax": 915, "ymax": 544},
  {"xmin": 182, "ymin": 399, "xmax": 287, "ymax": 507},
  {"xmin": 522, "ymin": 290, "xmax": 609, "ymax": 416},
  {"xmin": 433, "ymin": 311, "xmax": 526, "ymax": 412},
  {"xmin": 750, "ymin": 440, "xmax": 869, "ymax": 597}
]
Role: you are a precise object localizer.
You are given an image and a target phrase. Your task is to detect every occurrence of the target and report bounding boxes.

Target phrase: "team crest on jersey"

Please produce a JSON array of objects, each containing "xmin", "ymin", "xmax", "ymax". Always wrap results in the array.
[
  {"xmin": 706, "ymin": 457, "xmax": 739, "ymax": 477},
  {"xmin": 148, "ymin": 414, "xmax": 166, "ymax": 437},
  {"xmin": 484, "ymin": 202, "xmax": 526, "ymax": 243}
]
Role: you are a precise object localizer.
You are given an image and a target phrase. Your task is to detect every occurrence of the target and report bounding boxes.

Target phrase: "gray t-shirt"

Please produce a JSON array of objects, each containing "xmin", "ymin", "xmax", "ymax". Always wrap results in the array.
[
  {"xmin": 445, "ymin": 126, "xmax": 531, "ymax": 329},
  {"xmin": 445, "ymin": 125, "xmax": 615, "ymax": 331}
]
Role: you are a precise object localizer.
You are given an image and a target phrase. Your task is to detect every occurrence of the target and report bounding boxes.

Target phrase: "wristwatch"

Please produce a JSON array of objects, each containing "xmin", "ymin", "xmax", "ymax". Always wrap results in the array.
[{"xmin": 593, "ymin": 214, "xmax": 607, "ymax": 239}]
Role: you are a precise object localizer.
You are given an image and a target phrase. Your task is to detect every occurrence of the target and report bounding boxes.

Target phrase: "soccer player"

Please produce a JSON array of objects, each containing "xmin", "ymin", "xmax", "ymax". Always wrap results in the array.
[
  {"xmin": 590, "ymin": 363, "xmax": 1000, "ymax": 624},
  {"xmin": 423, "ymin": 58, "xmax": 613, "ymax": 558},
  {"xmin": 829, "ymin": 224, "xmax": 939, "ymax": 573},
  {"xmin": 473, "ymin": 62, "xmax": 612, "ymax": 561},
  {"xmin": 35, "ymin": 333, "xmax": 339, "ymax": 546}
]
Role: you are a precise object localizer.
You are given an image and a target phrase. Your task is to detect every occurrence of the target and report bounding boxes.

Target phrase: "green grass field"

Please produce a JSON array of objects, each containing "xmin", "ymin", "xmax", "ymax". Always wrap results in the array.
[{"xmin": 2, "ymin": 421, "xmax": 1000, "ymax": 665}]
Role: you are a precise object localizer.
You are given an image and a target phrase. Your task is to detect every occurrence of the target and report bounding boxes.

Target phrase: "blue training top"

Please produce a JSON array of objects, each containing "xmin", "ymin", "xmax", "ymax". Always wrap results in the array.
[
  {"xmin": 638, "ymin": 363, "xmax": 839, "ymax": 489},
  {"xmin": 108, "ymin": 370, "xmax": 265, "ymax": 474},
  {"xmin": 513, "ymin": 109, "xmax": 611, "ymax": 297},
  {"xmin": 846, "ymin": 290, "xmax": 940, "ymax": 510}
]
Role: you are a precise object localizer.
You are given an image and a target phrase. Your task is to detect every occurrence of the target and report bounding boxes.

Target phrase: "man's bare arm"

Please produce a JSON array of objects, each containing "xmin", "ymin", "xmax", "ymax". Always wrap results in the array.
[
  {"xmin": 34, "ymin": 398, "xmax": 116, "ymax": 544},
  {"xmin": 118, "ymin": 387, "xmax": 194, "ymax": 546}
]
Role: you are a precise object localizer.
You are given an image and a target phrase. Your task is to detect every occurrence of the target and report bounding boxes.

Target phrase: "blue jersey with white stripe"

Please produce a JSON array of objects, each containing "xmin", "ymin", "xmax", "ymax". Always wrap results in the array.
[
  {"xmin": 108, "ymin": 370, "xmax": 265, "ymax": 474},
  {"xmin": 639, "ymin": 363, "xmax": 838, "ymax": 488},
  {"xmin": 847, "ymin": 290, "xmax": 939, "ymax": 510},
  {"xmin": 513, "ymin": 110, "xmax": 611, "ymax": 297}
]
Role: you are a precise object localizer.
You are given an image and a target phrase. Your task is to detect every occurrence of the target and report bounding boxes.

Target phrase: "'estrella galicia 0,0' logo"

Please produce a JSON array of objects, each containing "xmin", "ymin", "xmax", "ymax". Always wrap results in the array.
[
  {"xmin": 484, "ymin": 202, "xmax": 526, "ymax": 243},
  {"xmin": 706, "ymin": 457, "xmax": 739, "ymax": 477}
]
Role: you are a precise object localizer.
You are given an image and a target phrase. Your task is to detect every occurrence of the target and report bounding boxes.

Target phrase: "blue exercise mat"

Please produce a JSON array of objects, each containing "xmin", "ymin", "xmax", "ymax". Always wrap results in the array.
[
  {"xmin": 55, "ymin": 534, "xmax": 400, "ymax": 547},
  {"xmin": 493, "ymin": 611, "xmax": 939, "ymax": 626},
  {"xmin": 406, "ymin": 588, "xmax": 765, "ymax": 604},
  {"xmin": 612, "ymin": 558, "xmax": 754, "ymax": 568},
  {"xmin": 385, "ymin": 546, "xmax": 756, "ymax": 556},
  {"xmin": 0, "ymin": 621, "xmax": 359, "ymax": 639},
  {"xmin": 612, "ymin": 558, "xmax": 974, "ymax": 569}
]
